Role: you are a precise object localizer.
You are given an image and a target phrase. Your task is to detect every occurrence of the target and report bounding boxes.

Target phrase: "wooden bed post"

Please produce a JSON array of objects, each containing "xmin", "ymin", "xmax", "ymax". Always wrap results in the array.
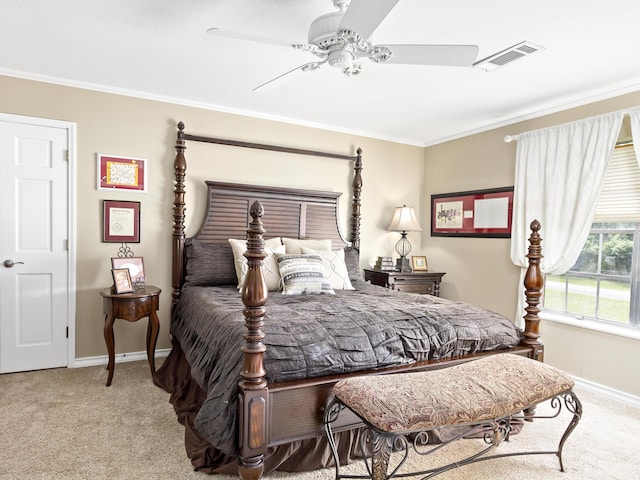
[
  {"xmin": 171, "ymin": 121, "xmax": 187, "ymax": 314},
  {"xmin": 351, "ymin": 148, "xmax": 363, "ymax": 249},
  {"xmin": 523, "ymin": 219, "xmax": 544, "ymax": 361},
  {"xmin": 238, "ymin": 201, "xmax": 269, "ymax": 480}
]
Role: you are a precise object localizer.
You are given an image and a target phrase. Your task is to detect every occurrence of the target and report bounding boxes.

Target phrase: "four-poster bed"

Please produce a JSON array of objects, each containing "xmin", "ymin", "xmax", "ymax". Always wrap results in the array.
[{"xmin": 154, "ymin": 121, "xmax": 544, "ymax": 480}]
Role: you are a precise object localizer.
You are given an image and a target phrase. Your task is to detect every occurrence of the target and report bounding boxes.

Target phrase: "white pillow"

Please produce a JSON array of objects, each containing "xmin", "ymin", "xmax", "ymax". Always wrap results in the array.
[
  {"xmin": 281, "ymin": 237, "xmax": 332, "ymax": 254},
  {"xmin": 228, "ymin": 237, "xmax": 285, "ymax": 291},
  {"xmin": 275, "ymin": 253, "xmax": 335, "ymax": 295},
  {"xmin": 301, "ymin": 247, "xmax": 355, "ymax": 290}
]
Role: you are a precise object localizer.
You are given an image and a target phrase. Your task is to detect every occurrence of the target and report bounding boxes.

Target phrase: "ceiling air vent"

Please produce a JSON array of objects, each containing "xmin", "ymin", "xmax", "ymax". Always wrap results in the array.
[{"xmin": 473, "ymin": 41, "xmax": 544, "ymax": 72}]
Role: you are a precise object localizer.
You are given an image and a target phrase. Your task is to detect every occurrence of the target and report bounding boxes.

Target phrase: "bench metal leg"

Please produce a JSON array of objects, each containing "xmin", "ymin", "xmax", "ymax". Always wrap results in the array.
[
  {"xmin": 557, "ymin": 390, "xmax": 583, "ymax": 472},
  {"xmin": 324, "ymin": 396, "xmax": 345, "ymax": 480},
  {"xmin": 325, "ymin": 391, "xmax": 583, "ymax": 480}
]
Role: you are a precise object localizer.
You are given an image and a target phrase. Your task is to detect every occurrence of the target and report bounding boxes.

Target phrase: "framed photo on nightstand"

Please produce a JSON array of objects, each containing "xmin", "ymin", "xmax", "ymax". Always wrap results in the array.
[
  {"xmin": 112, "ymin": 268, "xmax": 134, "ymax": 294},
  {"xmin": 111, "ymin": 257, "xmax": 146, "ymax": 285},
  {"xmin": 411, "ymin": 256, "xmax": 428, "ymax": 271}
]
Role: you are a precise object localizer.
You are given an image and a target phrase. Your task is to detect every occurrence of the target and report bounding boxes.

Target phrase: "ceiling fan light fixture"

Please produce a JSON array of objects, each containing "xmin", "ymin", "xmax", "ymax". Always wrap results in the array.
[{"xmin": 328, "ymin": 49, "xmax": 355, "ymax": 69}]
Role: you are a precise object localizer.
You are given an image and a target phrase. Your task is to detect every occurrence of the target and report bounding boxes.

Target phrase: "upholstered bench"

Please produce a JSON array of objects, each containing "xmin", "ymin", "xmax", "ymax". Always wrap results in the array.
[{"xmin": 324, "ymin": 354, "xmax": 582, "ymax": 480}]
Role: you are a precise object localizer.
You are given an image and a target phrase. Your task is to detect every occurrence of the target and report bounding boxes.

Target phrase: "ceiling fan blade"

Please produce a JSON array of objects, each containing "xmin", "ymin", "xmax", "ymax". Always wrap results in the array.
[
  {"xmin": 253, "ymin": 61, "xmax": 324, "ymax": 92},
  {"xmin": 378, "ymin": 44, "xmax": 480, "ymax": 67},
  {"xmin": 206, "ymin": 27, "xmax": 294, "ymax": 47},
  {"xmin": 338, "ymin": 0, "xmax": 399, "ymax": 42}
]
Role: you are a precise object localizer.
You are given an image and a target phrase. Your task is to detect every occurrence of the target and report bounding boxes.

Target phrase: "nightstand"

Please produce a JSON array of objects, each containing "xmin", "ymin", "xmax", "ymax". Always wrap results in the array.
[
  {"xmin": 364, "ymin": 269, "xmax": 446, "ymax": 296},
  {"xmin": 100, "ymin": 285, "xmax": 161, "ymax": 386}
]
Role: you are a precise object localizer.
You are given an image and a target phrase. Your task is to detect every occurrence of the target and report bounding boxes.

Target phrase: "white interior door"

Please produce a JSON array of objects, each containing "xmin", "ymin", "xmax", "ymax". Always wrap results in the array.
[{"xmin": 0, "ymin": 116, "xmax": 71, "ymax": 373}]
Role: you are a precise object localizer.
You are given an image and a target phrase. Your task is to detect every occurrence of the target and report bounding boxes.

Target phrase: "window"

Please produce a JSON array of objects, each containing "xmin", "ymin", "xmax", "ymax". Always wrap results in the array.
[{"xmin": 544, "ymin": 143, "xmax": 640, "ymax": 328}]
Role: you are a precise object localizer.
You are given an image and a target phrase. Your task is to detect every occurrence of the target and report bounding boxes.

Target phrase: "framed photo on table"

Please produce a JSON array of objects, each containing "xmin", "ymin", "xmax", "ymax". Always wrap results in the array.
[
  {"xmin": 111, "ymin": 257, "xmax": 145, "ymax": 285},
  {"xmin": 103, "ymin": 200, "xmax": 140, "ymax": 243},
  {"xmin": 411, "ymin": 256, "xmax": 429, "ymax": 272},
  {"xmin": 112, "ymin": 268, "xmax": 133, "ymax": 294}
]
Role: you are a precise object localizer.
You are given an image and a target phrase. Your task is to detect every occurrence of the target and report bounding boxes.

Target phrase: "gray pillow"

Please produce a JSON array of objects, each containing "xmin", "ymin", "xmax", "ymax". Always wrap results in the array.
[
  {"xmin": 344, "ymin": 246, "xmax": 364, "ymax": 283},
  {"xmin": 184, "ymin": 239, "xmax": 236, "ymax": 286}
]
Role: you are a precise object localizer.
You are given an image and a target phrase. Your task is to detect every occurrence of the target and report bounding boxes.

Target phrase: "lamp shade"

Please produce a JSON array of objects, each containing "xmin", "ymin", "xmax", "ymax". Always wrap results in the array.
[{"xmin": 387, "ymin": 205, "xmax": 422, "ymax": 232}]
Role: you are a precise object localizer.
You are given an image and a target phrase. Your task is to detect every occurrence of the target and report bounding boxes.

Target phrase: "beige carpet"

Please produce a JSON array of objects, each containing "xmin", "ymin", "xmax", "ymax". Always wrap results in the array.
[{"xmin": 1, "ymin": 360, "xmax": 639, "ymax": 480}]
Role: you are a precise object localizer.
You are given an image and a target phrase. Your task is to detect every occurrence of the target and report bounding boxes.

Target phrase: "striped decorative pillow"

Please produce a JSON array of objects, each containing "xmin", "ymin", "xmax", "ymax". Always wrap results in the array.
[{"xmin": 275, "ymin": 253, "xmax": 335, "ymax": 295}]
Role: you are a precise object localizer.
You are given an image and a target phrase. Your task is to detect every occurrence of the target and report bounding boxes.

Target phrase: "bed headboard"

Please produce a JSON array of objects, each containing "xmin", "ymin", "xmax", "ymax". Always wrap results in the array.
[
  {"xmin": 171, "ymin": 121, "xmax": 363, "ymax": 307},
  {"xmin": 192, "ymin": 181, "xmax": 349, "ymax": 248}
]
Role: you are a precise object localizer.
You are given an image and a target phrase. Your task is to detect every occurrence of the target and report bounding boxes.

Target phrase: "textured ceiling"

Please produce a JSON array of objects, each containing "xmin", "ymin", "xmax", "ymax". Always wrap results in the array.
[{"xmin": 2, "ymin": 0, "xmax": 640, "ymax": 146}]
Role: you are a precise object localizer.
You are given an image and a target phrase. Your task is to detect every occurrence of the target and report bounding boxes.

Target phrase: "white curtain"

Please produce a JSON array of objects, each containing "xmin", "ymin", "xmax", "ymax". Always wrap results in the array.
[
  {"xmin": 629, "ymin": 109, "xmax": 640, "ymax": 162},
  {"xmin": 510, "ymin": 111, "xmax": 624, "ymax": 326}
]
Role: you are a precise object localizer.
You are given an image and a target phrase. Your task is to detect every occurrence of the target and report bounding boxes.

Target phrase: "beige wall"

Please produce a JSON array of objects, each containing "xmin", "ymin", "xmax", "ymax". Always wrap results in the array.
[
  {"xmin": 424, "ymin": 90, "xmax": 640, "ymax": 398},
  {"xmin": 0, "ymin": 75, "xmax": 424, "ymax": 360},
  {"xmin": 2, "ymin": 74, "xmax": 639, "ymax": 398}
]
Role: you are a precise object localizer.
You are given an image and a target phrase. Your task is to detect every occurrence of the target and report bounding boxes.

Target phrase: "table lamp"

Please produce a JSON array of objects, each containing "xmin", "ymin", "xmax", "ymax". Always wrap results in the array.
[{"xmin": 387, "ymin": 205, "xmax": 422, "ymax": 272}]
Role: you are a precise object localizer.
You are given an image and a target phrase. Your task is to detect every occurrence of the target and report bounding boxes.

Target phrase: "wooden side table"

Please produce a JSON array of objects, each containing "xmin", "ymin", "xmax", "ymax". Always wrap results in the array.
[
  {"xmin": 364, "ymin": 269, "xmax": 446, "ymax": 296},
  {"xmin": 100, "ymin": 285, "xmax": 161, "ymax": 386}
]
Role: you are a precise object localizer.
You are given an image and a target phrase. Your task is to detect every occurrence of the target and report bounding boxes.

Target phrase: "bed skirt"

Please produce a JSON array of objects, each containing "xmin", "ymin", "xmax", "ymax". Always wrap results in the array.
[{"xmin": 153, "ymin": 339, "xmax": 369, "ymax": 474}]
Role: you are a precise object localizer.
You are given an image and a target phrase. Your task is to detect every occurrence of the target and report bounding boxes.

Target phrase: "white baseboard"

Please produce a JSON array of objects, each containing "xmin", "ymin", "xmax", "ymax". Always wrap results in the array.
[
  {"xmin": 573, "ymin": 376, "xmax": 640, "ymax": 409},
  {"xmin": 72, "ymin": 348, "xmax": 171, "ymax": 368},
  {"xmin": 71, "ymin": 350, "xmax": 640, "ymax": 410}
]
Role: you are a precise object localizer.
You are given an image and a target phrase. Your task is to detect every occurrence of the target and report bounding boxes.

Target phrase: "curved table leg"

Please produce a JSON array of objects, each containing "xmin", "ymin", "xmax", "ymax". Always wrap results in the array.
[
  {"xmin": 103, "ymin": 314, "xmax": 116, "ymax": 387},
  {"xmin": 146, "ymin": 310, "xmax": 160, "ymax": 374}
]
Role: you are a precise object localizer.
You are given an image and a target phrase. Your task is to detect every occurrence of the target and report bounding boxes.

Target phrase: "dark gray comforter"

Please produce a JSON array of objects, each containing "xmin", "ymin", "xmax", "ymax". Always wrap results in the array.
[{"xmin": 171, "ymin": 281, "xmax": 521, "ymax": 454}]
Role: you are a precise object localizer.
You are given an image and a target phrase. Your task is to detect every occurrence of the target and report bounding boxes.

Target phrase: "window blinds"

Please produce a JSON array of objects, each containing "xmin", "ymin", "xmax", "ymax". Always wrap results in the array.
[{"xmin": 593, "ymin": 144, "xmax": 640, "ymax": 222}]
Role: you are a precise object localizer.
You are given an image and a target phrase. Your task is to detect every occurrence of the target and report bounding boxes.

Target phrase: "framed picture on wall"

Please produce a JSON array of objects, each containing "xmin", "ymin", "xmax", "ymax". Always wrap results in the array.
[
  {"xmin": 102, "ymin": 200, "xmax": 140, "ymax": 243},
  {"xmin": 97, "ymin": 154, "xmax": 147, "ymax": 192},
  {"xmin": 431, "ymin": 187, "xmax": 514, "ymax": 238}
]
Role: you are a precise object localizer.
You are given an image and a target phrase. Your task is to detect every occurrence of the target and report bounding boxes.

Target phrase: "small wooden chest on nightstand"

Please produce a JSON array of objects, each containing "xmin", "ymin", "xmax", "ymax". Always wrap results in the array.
[{"xmin": 364, "ymin": 269, "xmax": 446, "ymax": 297}]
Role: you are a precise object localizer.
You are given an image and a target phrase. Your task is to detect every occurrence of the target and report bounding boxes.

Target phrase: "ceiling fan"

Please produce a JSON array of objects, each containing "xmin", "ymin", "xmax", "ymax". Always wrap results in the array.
[{"xmin": 207, "ymin": 0, "xmax": 479, "ymax": 91}]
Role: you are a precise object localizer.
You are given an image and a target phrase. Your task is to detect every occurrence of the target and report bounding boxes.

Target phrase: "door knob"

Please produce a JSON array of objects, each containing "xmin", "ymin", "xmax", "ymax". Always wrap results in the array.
[{"xmin": 3, "ymin": 259, "xmax": 24, "ymax": 268}]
